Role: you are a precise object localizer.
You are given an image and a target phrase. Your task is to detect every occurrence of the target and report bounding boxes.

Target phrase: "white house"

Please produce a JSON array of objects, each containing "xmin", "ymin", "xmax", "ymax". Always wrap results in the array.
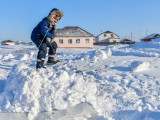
[
  {"xmin": 95, "ymin": 31, "xmax": 120, "ymax": 44},
  {"xmin": 16, "ymin": 40, "xmax": 24, "ymax": 45},
  {"xmin": 1, "ymin": 40, "xmax": 15, "ymax": 45}
]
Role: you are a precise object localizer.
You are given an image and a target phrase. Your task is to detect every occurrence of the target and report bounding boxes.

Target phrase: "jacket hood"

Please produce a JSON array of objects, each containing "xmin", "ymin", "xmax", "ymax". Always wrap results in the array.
[
  {"xmin": 48, "ymin": 8, "xmax": 59, "ymax": 16},
  {"xmin": 47, "ymin": 8, "xmax": 64, "ymax": 24}
]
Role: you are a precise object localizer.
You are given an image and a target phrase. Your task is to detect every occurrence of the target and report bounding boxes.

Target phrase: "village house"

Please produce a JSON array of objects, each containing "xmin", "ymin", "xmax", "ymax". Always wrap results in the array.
[
  {"xmin": 54, "ymin": 26, "xmax": 94, "ymax": 48},
  {"xmin": 15, "ymin": 41, "xmax": 33, "ymax": 45},
  {"xmin": 16, "ymin": 40, "xmax": 24, "ymax": 45},
  {"xmin": 1, "ymin": 40, "xmax": 15, "ymax": 45},
  {"xmin": 141, "ymin": 33, "xmax": 160, "ymax": 42},
  {"xmin": 120, "ymin": 38, "xmax": 136, "ymax": 44},
  {"xmin": 95, "ymin": 31, "xmax": 120, "ymax": 45}
]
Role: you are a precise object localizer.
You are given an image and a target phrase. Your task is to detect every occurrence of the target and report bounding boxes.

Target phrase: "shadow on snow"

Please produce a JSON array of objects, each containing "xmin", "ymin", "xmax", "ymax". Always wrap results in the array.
[{"xmin": 113, "ymin": 110, "xmax": 160, "ymax": 120}]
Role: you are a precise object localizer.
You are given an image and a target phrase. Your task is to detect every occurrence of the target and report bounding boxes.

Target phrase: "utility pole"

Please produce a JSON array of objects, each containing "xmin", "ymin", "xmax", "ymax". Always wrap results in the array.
[
  {"xmin": 131, "ymin": 32, "xmax": 133, "ymax": 41},
  {"xmin": 146, "ymin": 29, "xmax": 148, "ymax": 36}
]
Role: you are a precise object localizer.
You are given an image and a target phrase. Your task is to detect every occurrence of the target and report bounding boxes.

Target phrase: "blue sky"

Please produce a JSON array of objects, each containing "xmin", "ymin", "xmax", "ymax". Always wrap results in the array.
[{"xmin": 0, "ymin": 0, "xmax": 159, "ymax": 42}]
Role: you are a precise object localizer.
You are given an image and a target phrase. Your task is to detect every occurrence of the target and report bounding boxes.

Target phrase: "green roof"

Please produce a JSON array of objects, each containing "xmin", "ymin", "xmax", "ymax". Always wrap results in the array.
[{"xmin": 153, "ymin": 34, "xmax": 160, "ymax": 38}]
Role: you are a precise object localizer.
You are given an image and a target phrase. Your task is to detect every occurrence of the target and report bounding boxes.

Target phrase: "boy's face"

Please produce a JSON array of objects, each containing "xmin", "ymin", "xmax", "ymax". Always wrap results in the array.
[{"xmin": 49, "ymin": 11, "xmax": 62, "ymax": 24}]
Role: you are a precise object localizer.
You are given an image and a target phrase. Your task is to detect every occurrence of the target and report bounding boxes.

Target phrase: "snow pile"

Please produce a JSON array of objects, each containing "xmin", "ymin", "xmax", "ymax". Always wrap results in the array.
[
  {"xmin": 0, "ymin": 61, "xmax": 97, "ymax": 116},
  {"xmin": 2, "ymin": 54, "xmax": 15, "ymax": 61},
  {"xmin": 20, "ymin": 54, "xmax": 30, "ymax": 61},
  {"xmin": 133, "ymin": 38, "xmax": 160, "ymax": 49},
  {"xmin": 14, "ymin": 51, "xmax": 35, "ymax": 61},
  {"xmin": 111, "ymin": 38, "xmax": 160, "ymax": 58},
  {"xmin": 80, "ymin": 48, "xmax": 112, "ymax": 62},
  {"xmin": 130, "ymin": 61, "xmax": 150, "ymax": 72}
]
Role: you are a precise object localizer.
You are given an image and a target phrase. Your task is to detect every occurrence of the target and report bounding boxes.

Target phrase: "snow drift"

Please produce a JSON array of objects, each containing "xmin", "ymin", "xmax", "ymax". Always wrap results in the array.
[
  {"xmin": 0, "ymin": 38, "xmax": 160, "ymax": 120},
  {"xmin": 130, "ymin": 61, "xmax": 150, "ymax": 72},
  {"xmin": 79, "ymin": 48, "xmax": 112, "ymax": 62}
]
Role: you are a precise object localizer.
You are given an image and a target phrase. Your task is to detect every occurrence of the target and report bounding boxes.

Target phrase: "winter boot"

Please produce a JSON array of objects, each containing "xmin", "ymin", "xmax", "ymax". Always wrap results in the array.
[
  {"xmin": 41, "ymin": 60, "xmax": 46, "ymax": 69},
  {"xmin": 36, "ymin": 59, "xmax": 46, "ymax": 69},
  {"xmin": 47, "ymin": 56, "xmax": 60, "ymax": 65}
]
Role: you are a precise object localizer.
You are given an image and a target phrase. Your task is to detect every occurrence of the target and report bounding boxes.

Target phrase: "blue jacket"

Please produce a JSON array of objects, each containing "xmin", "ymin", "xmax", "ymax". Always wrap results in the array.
[{"xmin": 31, "ymin": 17, "xmax": 55, "ymax": 40}]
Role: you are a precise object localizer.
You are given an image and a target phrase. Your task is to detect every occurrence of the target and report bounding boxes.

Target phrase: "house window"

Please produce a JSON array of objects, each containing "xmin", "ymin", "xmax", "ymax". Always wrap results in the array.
[
  {"xmin": 111, "ymin": 34, "xmax": 114, "ymax": 37},
  {"xmin": 104, "ymin": 34, "xmax": 107, "ymax": 37},
  {"xmin": 68, "ymin": 39, "xmax": 72, "ymax": 44},
  {"xmin": 113, "ymin": 40, "xmax": 116, "ymax": 43},
  {"xmin": 76, "ymin": 39, "xmax": 80, "ymax": 44},
  {"xmin": 85, "ymin": 39, "xmax": 90, "ymax": 44},
  {"xmin": 59, "ymin": 39, "xmax": 63, "ymax": 44}
]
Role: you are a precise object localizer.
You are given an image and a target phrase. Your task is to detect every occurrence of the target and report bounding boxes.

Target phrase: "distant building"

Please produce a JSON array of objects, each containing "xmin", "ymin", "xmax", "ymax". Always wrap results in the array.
[
  {"xmin": 1, "ymin": 40, "xmax": 15, "ymax": 45},
  {"xmin": 141, "ymin": 33, "xmax": 160, "ymax": 42},
  {"xmin": 16, "ymin": 40, "xmax": 24, "ymax": 45},
  {"xmin": 120, "ymin": 38, "xmax": 136, "ymax": 44},
  {"xmin": 95, "ymin": 31, "xmax": 120, "ymax": 45},
  {"xmin": 27, "ymin": 42, "xmax": 33, "ymax": 45},
  {"xmin": 15, "ymin": 41, "xmax": 33, "ymax": 45},
  {"xmin": 54, "ymin": 26, "xmax": 94, "ymax": 48}
]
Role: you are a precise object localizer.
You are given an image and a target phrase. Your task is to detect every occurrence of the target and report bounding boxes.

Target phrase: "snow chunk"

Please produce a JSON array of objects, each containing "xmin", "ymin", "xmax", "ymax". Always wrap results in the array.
[
  {"xmin": 106, "ymin": 47, "xmax": 112, "ymax": 57},
  {"xmin": 94, "ymin": 50, "xmax": 107, "ymax": 61},
  {"xmin": 94, "ymin": 48, "xmax": 112, "ymax": 62},
  {"xmin": 130, "ymin": 61, "xmax": 150, "ymax": 72},
  {"xmin": 2, "ymin": 54, "xmax": 15, "ymax": 61},
  {"xmin": 20, "ymin": 54, "xmax": 29, "ymax": 60},
  {"xmin": 16, "ymin": 52, "xmax": 35, "ymax": 61},
  {"xmin": 0, "ymin": 55, "xmax": 2, "ymax": 60}
]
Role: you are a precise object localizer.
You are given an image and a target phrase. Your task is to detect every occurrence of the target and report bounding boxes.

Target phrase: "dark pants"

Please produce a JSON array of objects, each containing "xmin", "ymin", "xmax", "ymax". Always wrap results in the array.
[{"xmin": 32, "ymin": 38, "xmax": 58, "ymax": 60}]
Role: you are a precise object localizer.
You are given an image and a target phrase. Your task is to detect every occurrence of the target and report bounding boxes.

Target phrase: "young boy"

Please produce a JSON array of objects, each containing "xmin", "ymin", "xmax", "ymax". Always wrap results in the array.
[{"xmin": 31, "ymin": 8, "xmax": 63, "ymax": 69}]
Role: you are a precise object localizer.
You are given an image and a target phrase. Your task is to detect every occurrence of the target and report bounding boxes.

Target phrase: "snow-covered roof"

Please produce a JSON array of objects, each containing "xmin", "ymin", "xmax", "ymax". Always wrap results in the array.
[
  {"xmin": 96, "ymin": 31, "xmax": 120, "ymax": 38},
  {"xmin": 55, "ymin": 26, "xmax": 94, "ymax": 37},
  {"xmin": 1, "ymin": 40, "xmax": 14, "ymax": 43},
  {"xmin": 141, "ymin": 33, "xmax": 160, "ymax": 39},
  {"xmin": 104, "ymin": 31, "xmax": 113, "ymax": 34}
]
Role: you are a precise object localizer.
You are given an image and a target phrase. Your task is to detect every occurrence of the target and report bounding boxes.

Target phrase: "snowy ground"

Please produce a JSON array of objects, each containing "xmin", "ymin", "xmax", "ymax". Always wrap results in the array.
[{"xmin": 0, "ymin": 38, "xmax": 160, "ymax": 120}]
